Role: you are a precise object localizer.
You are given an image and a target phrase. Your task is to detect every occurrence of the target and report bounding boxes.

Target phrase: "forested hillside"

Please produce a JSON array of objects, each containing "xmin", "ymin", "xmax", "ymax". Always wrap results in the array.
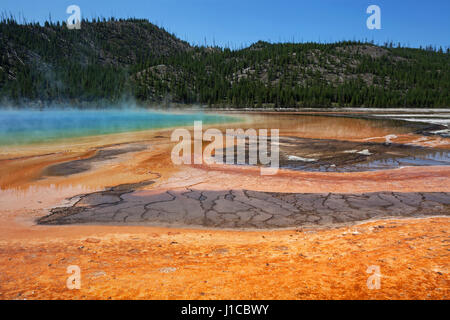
[
  {"xmin": 1, "ymin": 18, "xmax": 449, "ymax": 108},
  {"xmin": 0, "ymin": 18, "xmax": 190, "ymax": 104}
]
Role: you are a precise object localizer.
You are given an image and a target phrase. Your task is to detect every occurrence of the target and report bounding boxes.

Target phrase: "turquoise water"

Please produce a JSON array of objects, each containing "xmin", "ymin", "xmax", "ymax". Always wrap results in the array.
[{"xmin": 0, "ymin": 109, "xmax": 237, "ymax": 146}]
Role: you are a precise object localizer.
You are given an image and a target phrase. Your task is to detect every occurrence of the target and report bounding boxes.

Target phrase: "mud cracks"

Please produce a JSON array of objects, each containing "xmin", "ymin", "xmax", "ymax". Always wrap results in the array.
[{"xmin": 38, "ymin": 181, "xmax": 450, "ymax": 229}]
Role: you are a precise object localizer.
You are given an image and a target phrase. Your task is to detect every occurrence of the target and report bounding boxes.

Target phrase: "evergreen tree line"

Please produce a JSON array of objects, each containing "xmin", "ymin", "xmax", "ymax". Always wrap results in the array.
[{"xmin": 0, "ymin": 18, "xmax": 448, "ymax": 108}]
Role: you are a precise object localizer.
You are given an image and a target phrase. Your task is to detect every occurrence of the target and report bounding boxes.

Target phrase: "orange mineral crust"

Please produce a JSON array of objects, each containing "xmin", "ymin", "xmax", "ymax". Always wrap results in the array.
[{"xmin": 0, "ymin": 218, "xmax": 448, "ymax": 300}]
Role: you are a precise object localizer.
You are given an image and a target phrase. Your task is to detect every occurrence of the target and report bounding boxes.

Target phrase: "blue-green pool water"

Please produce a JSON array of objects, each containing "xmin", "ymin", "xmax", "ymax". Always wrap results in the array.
[{"xmin": 0, "ymin": 109, "xmax": 238, "ymax": 146}]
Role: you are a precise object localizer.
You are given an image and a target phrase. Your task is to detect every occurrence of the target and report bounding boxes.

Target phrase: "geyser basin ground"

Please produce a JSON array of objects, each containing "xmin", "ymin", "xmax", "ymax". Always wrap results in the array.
[
  {"xmin": 5, "ymin": 109, "xmax": 446, "ymax": 229},
  {"xmin": 0, "ymin": 109, "xmax": 449, "ymax": 299}
]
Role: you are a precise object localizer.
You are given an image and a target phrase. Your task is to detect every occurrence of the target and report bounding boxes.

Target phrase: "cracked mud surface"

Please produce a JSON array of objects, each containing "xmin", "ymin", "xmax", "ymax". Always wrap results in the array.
[
  {"xmin": 38, "ymin": 185, "xmax": 450, "ymax": 228},
  {"xmin": 278, "ymin": 137, "xmax": 450, "ymax": 172},
  {"xmin": 219, "ymin": 136, "xmax": 450, "ymax": 172}
]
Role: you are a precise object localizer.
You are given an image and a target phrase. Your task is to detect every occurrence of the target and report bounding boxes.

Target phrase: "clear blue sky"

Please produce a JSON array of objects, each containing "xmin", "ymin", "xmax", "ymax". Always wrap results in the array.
[{"xmin": 2, "ymin": 0, "xmax": 449, "ymax": 49}]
